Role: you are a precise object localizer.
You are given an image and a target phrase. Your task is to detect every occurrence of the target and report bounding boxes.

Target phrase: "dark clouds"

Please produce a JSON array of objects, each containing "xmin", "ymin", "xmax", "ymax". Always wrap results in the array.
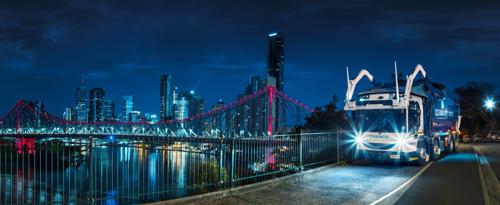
[{"xmin": 1, "ymin": 0, "xmax": 499, "ymax": 115}]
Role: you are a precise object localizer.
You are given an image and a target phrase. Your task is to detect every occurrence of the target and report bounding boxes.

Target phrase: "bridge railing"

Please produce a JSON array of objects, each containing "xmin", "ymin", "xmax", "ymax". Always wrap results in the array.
[{"xmin": 0, "ymin": 131, "xmax": 355, "ymax": 204}]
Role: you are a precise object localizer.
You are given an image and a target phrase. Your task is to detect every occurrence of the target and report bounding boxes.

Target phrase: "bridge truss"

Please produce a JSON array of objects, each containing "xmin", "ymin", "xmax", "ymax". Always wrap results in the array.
[{"xmin": 0, "ymin": 86, "xmax": 314, "ymax": 138}]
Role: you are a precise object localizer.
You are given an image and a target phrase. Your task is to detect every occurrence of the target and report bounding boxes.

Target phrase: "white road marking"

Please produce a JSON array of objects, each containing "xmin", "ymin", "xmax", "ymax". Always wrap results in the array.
[
  {"xmin": 473, "ymin": 146, "xmax": 500, "ymax": 205},
  {"xmin": 370, "ymin": 162, "xmax": 434, "ymax": 205},
  {"xmin": 475, "ymin": 152, "xmax": 491, "ymax": 205}
]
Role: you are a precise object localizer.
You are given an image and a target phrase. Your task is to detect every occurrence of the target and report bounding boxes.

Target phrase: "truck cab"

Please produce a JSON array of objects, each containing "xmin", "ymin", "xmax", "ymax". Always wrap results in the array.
[{"xmin": 344, "ymin": 64, "xmax": 460, "ymax": 165}]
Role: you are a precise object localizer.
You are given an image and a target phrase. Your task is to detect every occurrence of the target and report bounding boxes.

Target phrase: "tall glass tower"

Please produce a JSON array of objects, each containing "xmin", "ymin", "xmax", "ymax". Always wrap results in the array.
[
  {"xmin": 122, "ymin": 95, "xmax": 135, "ymax": 122},
  {"xmin": 267, "ymin": 32, "xmax": 285, "ymax": 132},
  {"xmin": 75, "ymin": 87, "xmax": 89, "ymax": 122},
  {"xmin": 89, "ymin": 88, "xmax": 105, "ymax": 122},
  {"xmin": 160, "ymin": 74, "xmax": 173, "ymax": 120},
  {"xmin": 102, "ymin": 99, "xmax": 115, "ymax": 122}
]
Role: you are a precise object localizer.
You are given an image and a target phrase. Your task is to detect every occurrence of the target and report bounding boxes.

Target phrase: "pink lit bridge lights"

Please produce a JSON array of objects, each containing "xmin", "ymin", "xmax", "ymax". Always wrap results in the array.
[{"xmin": 0, "ymin": 86, "xmax": 315, "ymax": 138}]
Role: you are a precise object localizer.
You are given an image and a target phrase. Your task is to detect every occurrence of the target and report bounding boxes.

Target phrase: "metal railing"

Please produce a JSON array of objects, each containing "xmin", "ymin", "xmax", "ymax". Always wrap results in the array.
[{"xmin": 0, "ymin": 131, "xmax": 354, "ymax": 204}]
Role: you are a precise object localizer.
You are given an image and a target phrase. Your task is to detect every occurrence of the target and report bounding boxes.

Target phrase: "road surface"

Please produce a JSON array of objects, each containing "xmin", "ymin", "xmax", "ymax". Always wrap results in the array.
[
  {"xmin": 473, "ymin": 143, "xmax": 500, "ymax": 182},
  {"xmin": 395, "ymin": 145, "xmax": 484, "ymax": 205}
]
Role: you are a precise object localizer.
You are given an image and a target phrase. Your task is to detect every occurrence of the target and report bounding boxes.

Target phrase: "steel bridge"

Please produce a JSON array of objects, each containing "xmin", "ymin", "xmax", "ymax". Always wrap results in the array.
[{"xmin": 0, "ymin": 86, "xmax": 314, "ymax": 138}]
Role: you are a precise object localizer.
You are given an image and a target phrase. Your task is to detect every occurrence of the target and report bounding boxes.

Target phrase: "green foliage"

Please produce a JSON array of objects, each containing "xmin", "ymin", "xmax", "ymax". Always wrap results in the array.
[
  {"xmin": 454, "ymin": 82, "xmax": 499, "ymax": 133},
  {"xmin": 302, "ymin": 95, "xmax": 348, "ymax": 131},
  {"xmin": 190, "ymin": 159, "xmax": 229, "ymax": 191}
]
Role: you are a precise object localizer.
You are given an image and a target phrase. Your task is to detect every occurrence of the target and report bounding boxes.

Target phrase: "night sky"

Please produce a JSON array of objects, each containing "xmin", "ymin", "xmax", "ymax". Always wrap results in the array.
[{"xmin": 1, "ymin": 0, "xmax": 500, "ymax": 115}]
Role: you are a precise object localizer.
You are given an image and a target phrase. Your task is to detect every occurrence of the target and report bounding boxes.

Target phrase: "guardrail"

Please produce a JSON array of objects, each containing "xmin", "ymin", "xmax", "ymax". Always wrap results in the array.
[{"xmin": 0, "ymin": 131, "xmax": 354, "ymax": 204}]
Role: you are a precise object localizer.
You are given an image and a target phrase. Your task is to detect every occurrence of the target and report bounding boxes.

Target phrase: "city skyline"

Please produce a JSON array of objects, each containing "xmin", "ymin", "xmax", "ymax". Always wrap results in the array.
[
  {"xmin": 46, "ymin": 31, "xmax": 289, "ymax": 123},
  {"xmin": 1, "ymin": 0, "xmax": 500, "ymax": 115},
  {"xmin": 61, "ymin": 36, "xmax": 278, "ymax": 125}
]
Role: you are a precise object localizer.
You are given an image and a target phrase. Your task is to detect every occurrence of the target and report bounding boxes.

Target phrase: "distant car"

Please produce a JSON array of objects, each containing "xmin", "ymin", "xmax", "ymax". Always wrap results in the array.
[
  {"xmin": 462, "ymin": 134, "xmax": 472, "ymax": 143},
  {"xmin": 488, "ymin": 132, "xmax": 500, "ymax": 143},
  {"xmin": 486, "ymin": 133, "xmax": 495, "ymax": 143},
  {"xmin": 472, "ymin": 134, "xmax": 484, "ymax": 143}
]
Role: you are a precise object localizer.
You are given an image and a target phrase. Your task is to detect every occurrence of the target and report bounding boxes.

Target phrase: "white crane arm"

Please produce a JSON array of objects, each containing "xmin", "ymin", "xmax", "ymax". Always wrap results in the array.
[
  {"xmin": 403, "ymin": 64, "xmax": 427, "ymax": 107},
  {"xmin": 346, "ymin": 69, "xmax": 374, "ymax": 101}
]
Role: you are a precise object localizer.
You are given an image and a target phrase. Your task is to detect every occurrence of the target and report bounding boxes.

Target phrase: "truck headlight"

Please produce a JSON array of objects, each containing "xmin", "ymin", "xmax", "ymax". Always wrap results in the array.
[
  {"xmin": 396, "ymin": 136, "xmax": 409, "ymax": 146},
  {"xmin": 355, "ymin": 135, "xmax": 364, "ymax": 144}
]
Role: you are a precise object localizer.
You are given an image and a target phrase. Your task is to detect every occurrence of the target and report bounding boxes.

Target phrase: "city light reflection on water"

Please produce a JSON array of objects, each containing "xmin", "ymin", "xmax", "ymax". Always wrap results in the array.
[
  {"xmin": 0, "ymin": 134, "xmax": 326, "ymax": 205},
  {"xmin": 0, "ymin": 139, "xmax": 212, "ymax": 204}
]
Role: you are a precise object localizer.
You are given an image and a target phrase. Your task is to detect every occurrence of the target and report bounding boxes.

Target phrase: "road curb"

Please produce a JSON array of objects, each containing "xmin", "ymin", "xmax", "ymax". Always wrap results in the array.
[
  {"xmin": 144, "ymin": 162, "xmax": 346, "ymax": 205},
  {"xmin": 370, "ymin": 162, "xmax": 433, "ymax": 205},
  {"xmin": 473, "ymin": 147, "xmax": 500, "ymax": 205}
]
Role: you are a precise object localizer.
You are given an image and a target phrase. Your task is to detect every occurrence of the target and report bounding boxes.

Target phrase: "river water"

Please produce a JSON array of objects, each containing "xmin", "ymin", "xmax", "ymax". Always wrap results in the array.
[
  {"xmin": 0, "ymin": 137, "xmax": 227, "ymax": 205},
  {"xmin": 0, "ymin": 136, "xmax": 301, "ymax": 205}
]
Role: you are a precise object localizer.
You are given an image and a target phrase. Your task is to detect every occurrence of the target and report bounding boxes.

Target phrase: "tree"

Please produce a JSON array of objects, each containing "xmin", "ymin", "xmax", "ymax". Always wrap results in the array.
[
  {"xmin": 454, "ymin": 82, "xmax": 499, "ymax": 133},
  {"xmin": 301, "ymin": 95, "xmax": 348, "ymax": 131},
  {"xmin": 189, "ymin": 159, "xmax": 229, "ymax": 193}
]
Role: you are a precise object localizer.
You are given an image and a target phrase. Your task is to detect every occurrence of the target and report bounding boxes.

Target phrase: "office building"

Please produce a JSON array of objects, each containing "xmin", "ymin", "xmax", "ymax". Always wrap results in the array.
[
  {"xmin": 89, "ymin": 88, "xmax": 105, "ymax": 122},
  {"xmin": 267, "ymin": 32, "xmax": 285, "ymax": 132},
  {"xmin": 144, "ymin": 113, "xmax": 160, "ymax": 124},
  {"xmin": 160, "ymin": 74, "xmax": 173, "ymax": 120},
  {"xmin": 172, "ymin": 89, "xmax": 205, "ymax": 120},
  {"xmin": 186, "ymin": 90, "xmax": 204, "ymax": 117},
  {"xmin": 129, "ymin": 110, "xmax": 141, "ymax": 123},
  {"xmin": 63, "ymin": 107, "xmax": 75, "ymax": 121},
  {"xmin": 75, "ymin": 87, "xmax": 89, "ymax": 122},
  {"xmin": 122, "ymin": 95, "xmax": 135, "ymax": 122},
  {"xmin": 244, "ymin": 76, "xmax": 268, "ymax": 136},
  {"xmin": 102, "ymin": 99, "xmax": 115, "ymax": 122}
]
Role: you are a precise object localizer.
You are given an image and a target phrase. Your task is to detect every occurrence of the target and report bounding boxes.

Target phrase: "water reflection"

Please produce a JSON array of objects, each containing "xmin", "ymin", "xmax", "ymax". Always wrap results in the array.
[
  {"xmin": 0, "ymin": 138, "xmax": 214, "ymax": 204},
  {"xmin": 0, "ymin": 136, "xmax": 301, "ymax": 205}
]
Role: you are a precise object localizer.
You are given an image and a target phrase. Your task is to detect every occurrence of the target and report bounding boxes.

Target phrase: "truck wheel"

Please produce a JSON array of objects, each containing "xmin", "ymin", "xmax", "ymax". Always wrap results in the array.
[
  {"xmin": 430, "ymin": 139, "xmax": 441, "ymax": 161},
  {"xmin": 415, "ymin": 143, "xmax": 427, "ymax": 166},
  {"xmin": 452, "ymin": 136, "xmax": 458, "ymax": 153},
  {"xmin": 445, "ymin": 136, "xmax": 454, "ymax": 155}
]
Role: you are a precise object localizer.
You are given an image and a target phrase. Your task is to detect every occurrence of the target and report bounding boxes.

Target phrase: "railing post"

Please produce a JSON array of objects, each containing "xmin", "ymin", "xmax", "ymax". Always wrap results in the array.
[
  {"xmin": 230, "ymin": 138, "xmax": 235, "ymax": 188},
  {"xmin": 336, "ymin": 132, "xmax": 340, "ymax": 163},
  {"xmin": 219, "ymin": 133, "xmax": 224, "ymax": 188},
  {"xmin": 88, "ymin": 138, "xmax": 94, "ymax": 203},
  {"xmin": 299, "ymin": 132, "xmax": 303, "ymax": 171},
  {"xmin": 17, "ymin": 100, "xmax": 21, "ymax": 134}
]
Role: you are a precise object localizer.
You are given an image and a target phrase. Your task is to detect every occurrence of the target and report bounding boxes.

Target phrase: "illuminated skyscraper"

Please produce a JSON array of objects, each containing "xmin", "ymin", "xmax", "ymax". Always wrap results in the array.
[
  {"xmin": 102, "ymin": 99, "xmax": 115, "ymax": 122},
  {"xmin": 75, "ymin": 87, "xmax": 89, "ymax": 122},
  {"xmin": 267, "ymin": 32, "xmax": 285, "ymax": 132},
  {"xmin": 246, "ymin": 76, "xmax": 267, "ymax": 136},
  {"xmin": 211, "ymin": 99, "xmax": 230, "ymax": 135},
  {"xmin": 236, "ymin": 94, "xmax": 250, "ymax": 136},
  {"xmin": 89, "ymin": 88, "xmax": 105, "ymax": 122},
  {"xmin": 160, "ymin": 74, "xmax": 173, "ymax": 120},
  {"xmin": 185, "ymin": 90, "xmax": 204, "ymax": 117},
  {"xmin": 173, "ymin": 90, "xmax": 205, "ymax": 121},
  {"xmin": 63, "ymin": 107, "xmax": 75, "ymax": 121},
  {"xmin": 122, "ymin": 95, "xmax": 135, "ymax": 122},
  {"xmin": 174, "ymin": 96, "xmax": 189, "ymax": 121}
]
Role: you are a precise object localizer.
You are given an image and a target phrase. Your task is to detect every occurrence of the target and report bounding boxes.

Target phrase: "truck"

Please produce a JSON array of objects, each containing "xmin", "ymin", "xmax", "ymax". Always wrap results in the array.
[{"xmin": 344, "ymin": 64, "xmax": 461, "ymax": 166}]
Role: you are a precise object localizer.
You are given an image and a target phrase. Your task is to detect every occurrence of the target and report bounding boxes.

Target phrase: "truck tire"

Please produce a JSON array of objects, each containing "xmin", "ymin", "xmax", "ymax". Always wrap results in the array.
[
  {"xmin": 430, "ymin": 139, "xmax": 441, "ymax": 161},
  {"xmin": 445, "ymin": 136, "xmax": 454, "ymax": 155},
  {"xmin": 414, "ymin": 143, "xmax": 427, "ymax": 166},
  {"xmin": 452, "ymin": 136, "xmax": 458, "ymax": 153}
]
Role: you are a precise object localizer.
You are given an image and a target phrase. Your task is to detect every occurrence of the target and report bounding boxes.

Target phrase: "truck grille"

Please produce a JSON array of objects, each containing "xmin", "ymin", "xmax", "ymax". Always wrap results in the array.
[{"xmin": 365, "ymin": 142, "xmax": 394, "ymax": 150}]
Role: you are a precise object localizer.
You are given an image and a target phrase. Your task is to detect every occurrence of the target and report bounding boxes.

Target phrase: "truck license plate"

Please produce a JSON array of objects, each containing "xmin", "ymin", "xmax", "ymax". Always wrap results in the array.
[{"xmin": 390, "ymin": 154, "xmax": 400, "ymax": 159}]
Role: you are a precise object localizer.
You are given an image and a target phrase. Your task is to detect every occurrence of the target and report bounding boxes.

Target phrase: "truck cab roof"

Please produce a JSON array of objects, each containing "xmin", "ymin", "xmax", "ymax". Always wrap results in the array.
[{"xmin": 358, "ymin": 78, "xmax": 445, "ymax": 98}]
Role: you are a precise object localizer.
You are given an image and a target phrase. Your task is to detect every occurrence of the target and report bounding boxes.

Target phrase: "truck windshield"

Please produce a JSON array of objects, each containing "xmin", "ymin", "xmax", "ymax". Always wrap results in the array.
[{"xmin": 353, "ymin": 109, "xmax": 406, "ymax": 133}]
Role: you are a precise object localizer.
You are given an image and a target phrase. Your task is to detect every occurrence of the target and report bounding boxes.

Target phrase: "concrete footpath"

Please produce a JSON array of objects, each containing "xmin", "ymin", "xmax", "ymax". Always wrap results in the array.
[
  {"xmin": 148, "ymin": 144, "xmax": 500, "ymax": 205},
  {"xmin": 149, "ymin": 162, "xmax": 425, "ymax": 205}
]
